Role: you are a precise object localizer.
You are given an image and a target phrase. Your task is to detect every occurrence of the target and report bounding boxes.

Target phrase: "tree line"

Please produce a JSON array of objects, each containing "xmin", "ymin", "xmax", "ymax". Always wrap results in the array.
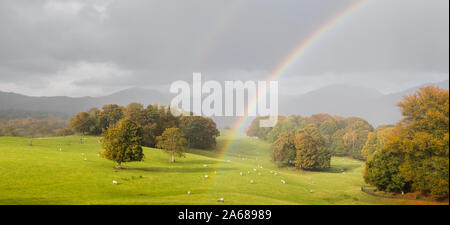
[
  {"xmin": 71, "ymin": 103, "xmax": 219, "ymax": 149},
  {"xmin": 248, "ymin": 86, "xmax": 449, "ymax": 199},
  {"xmin": 71, "ymin": 103, "xmax": 220, "ymax": 167},
  {"xmin": 0, "ymin": 118, "xmax": 71, "ymax": 138},
  {"xmin": 248, "ymin": 113, "xmax": 374, "ymax": 164}
]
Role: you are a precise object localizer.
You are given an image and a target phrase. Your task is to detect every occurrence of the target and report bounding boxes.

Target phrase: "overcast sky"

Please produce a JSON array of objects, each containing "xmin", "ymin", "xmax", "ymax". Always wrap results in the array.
[{"xmin": 0, "ymin": 0, "xmax": 448, "ymax": 97}]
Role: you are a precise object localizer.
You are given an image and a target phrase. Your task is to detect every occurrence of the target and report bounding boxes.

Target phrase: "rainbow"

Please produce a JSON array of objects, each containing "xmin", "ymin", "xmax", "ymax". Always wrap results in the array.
[{"xmin": 215, "ymin": 0, "xmax": 369, "ymax": 162}]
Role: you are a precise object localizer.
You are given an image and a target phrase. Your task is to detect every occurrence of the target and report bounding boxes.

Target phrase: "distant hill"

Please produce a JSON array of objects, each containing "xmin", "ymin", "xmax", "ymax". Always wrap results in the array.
[
  {"xmin": 280, "ymin": 80, "xmax": 449, "ymax": 126},
  {"xmin": 280, "ymin": 84, "xmax": 383, "ymax": 117},
  {"xmin": 0, "ymin": 80, "xmax": 448, "ymax": 127},
  {"xmin": 0, "ymin": 87, "xmax": 170, "ymax": 120},
  {"xmin": 361, "ymin": 80, "xmax": 449, "ymax": 126}
]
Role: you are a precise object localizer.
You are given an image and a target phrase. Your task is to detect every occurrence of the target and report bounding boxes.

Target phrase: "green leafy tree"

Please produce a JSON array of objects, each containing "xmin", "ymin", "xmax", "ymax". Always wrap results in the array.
[
  {"xmin": 266, "ymin": 116, "xmax": 306, "ymax": 142},
  {"xmin": 180, "ymin": 116, "xmax": 220, "ymax": 149},
  {"xmin": 156, "ymin": 127, "xmax": 187, "ymax": 163},
  {"xmin": 101, "ymin": 119, "xmax": 144, "ymax": 169},
  {"xmin": 363, "ymin": 133, "xmax": 410, "ymax": 193},
  {"xmin": 246, "ymin": 116, "xmax": 274, "ymax": 140},
  {"xmin": 99, "ymin": 104, "xmax": 124, "ymax": 130},
  {"xmin": 87, "ymin": 108, "xmax": 102, "ymax": 135},
  {"xmin": 142, "ymin": 123, "xmax": 158, "ymax": 147}
]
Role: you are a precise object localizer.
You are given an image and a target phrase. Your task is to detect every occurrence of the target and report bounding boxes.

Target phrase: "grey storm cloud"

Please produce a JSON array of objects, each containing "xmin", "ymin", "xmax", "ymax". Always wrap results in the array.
[{"xmin": 0, "ymin": 0, "xmax": 448, "ymax": 97}]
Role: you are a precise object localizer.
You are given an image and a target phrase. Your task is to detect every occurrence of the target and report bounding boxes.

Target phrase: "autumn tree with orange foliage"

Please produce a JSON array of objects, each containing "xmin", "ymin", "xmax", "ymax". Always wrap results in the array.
[
  {"xmin": 294, "ymin": 124, "xmax": 331, "ymax": 170},
  {"xmin": 364, "ymin": 86, "xmax": 449, "ymax": 198},
  {"xmin": 70, "ymin": 112, "xmax": 94, "ymax": 136}
]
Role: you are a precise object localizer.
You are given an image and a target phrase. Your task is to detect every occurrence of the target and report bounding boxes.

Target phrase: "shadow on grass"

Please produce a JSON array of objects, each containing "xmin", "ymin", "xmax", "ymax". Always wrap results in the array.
[
  {"xmin": 322, "ymin": 163, "xmax": 362, "ymax": 173},
  {"xmin": 0, "ymin": 197, "xmax": 66, "ymax": 205},
  {"xmin": 188, "ymin": 149, "xmax": 221, "ymax": 158},
  {"xmin": 127, "ymin": 166, "xmax": 238, "ymax": 173},
  {"xmin": 177, "ymin": 159, "xmax": 219, "ymax": 165}
]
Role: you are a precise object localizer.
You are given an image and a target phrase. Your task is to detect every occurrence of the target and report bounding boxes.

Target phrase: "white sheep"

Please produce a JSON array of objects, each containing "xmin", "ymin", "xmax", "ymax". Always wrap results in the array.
[
  {"xmin": 250, "ymin": 180, "xmax": 254, "ymax": 184},
  {"xmin": 112, "ymin": 180, "xmax": 118, "ymax": 184},
  {"xmin": 217, "ymin": 198, "xmax": 224, "ymax": 202},
  {"xmin": 203, "ymin": 164, "xmax": 208, "ymax": 167},
  {"xmin": 253, "ymin": 168, "xmax": 257, "ymax": 172},
  {"xmin": 281, "ymin": 180, "xmax": 286, "ymax": 184},
  {"xmin": 258, "ymin": 173, "xmax": 261, "ymax": 176},
  {"xmin": 84, "ymin": 158, "xmax": 87, "ymax": 161},
  {"xmin": 187, "ymin": 191, "xmax": 191, "ymax": 195},
  {"xmin": 310, "ymin": 190, "xmax": 313, "ymax": 193},
  {"xmin": 204, "ymin": 175, "xmax": 209, "ymax": 179},
  {"xmin": 81, "ymin": 153, "xmax": 85, "ymax": 156},
  {"xmin": 240, "ymin": 172, "xmax": 243, "ymax": 176}
]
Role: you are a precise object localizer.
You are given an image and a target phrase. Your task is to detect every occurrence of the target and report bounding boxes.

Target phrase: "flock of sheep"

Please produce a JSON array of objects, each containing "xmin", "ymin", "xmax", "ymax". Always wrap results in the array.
[{"xmin": 59, "ymin": 140, "xmax": 316, "ymax": 203}]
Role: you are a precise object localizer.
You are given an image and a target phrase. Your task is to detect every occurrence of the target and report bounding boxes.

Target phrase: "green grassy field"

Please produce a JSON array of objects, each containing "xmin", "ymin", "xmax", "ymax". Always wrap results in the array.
[{"xmin": 0, "ymin": 130, "xmax": 435, "ymax": 205}]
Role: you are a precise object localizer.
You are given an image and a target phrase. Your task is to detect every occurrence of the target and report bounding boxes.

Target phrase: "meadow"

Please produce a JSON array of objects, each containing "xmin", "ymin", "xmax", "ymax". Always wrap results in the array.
[{"xmin": 0, "ymin": 130, "xmax": 436, "ymax": 205}]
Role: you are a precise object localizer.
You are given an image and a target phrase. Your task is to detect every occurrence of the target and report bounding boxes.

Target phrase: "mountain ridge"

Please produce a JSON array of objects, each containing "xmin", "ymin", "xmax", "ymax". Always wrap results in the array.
[{"xmin": 1, "ymin": 79, "xmax": 448, "ymax": 127}]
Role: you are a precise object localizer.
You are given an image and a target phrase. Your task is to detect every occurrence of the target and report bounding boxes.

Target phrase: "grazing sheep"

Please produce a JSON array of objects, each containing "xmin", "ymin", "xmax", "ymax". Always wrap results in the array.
[
  {"xmin": 247, "ymin": 171, "xmax": 250, "ymax": 174},
  {"xmin": 240, "ymin": 172, "xmax": 243, "ymax": 176},
  {"xmin": 84, "ymin": 158, "xmax": 87, "ymax": 161},
  {"xmin": 253, "ymin": 168, "xmax": 257, "ymax": 172},
  {"xmin": 217, "ymin": 198, "xmax": 224, "ymax": 202},
  {"xmin": 112, "ymin": 180, "xmax": 118, "ymax": 184},
  {"xmin": 203, "ymin": 164, "xmax": 208, "ymax": 167},
  {"xmin": 214, "ymin": 171, "xmax": 216, "ymax": 174},
  {"xmin": 270, "ymin": 170, "xmax": 273, "ymax": 174},
  {"xmin": 258, "ymin": 173, "xmax": 261, "ymax": 176},
  {"xmin": 59, "ymin": 148, "xmax": 62, "ymax": 151},
  {"xmin": 281, "ymin": 180, "xmax": 286, "ymax": 184},
  {"xmin": 274, "ymin": 172, "xmax": 278, "ymax": 176},
  {"xmin": 226, "ymin": 160, "xmax": 231, "ymax": 163},
  {"xmin": 81, "ymin": 153, "xmax": 85, "ymax": 156},
  {"xmin": 310, "ymin": 190, "xmax": 313, "ymax": 193},
  {"xmin": 187, "ymin": 191, "xmax": 191, "ymax": 195},
  {"xmin": 204, "ymin": 175, "xmax": 209, "ymax": 179},
  {"xmin": 250, "ymin": 180, "xmax": 254, "ymax": 184}
]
